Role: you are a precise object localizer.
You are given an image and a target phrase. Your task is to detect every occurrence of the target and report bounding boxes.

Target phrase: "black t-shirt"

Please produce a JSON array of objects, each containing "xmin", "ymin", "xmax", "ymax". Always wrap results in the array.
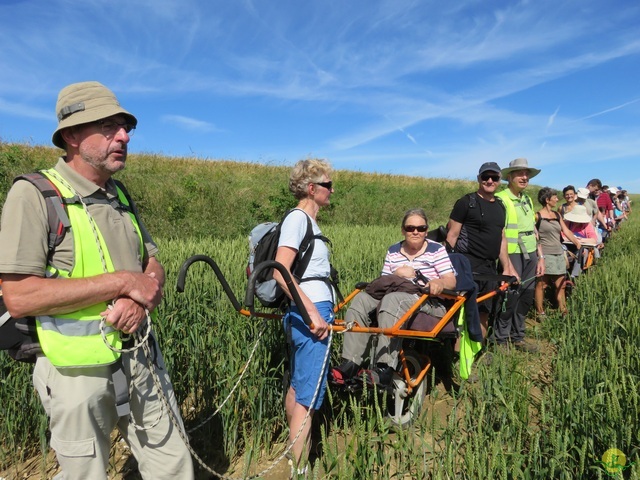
[{"xmin": 449, "ymin": 193, "xmax": 506, "ymax": 262}]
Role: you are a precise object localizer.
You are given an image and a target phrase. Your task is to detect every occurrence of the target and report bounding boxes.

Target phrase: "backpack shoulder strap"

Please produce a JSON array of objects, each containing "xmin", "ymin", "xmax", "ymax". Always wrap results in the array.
[
  {"xmin": 291, "ymin": 212, "xmax": 316, "ymax": 280},
  {"xmin": 13, "ymin": 172, "xmax": 70, "ymax": 252},
  {"xmin": 466, "ymin": 192, "xmax": 477, "ymax": 209},
  {"xmin": 112, "ymin": 179, "xmax": 135, "ymax": 214}
]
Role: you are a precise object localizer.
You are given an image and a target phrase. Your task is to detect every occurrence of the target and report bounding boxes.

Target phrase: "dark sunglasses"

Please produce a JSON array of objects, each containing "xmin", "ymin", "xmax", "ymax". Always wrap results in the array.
[
  {"xmin": 403, "ymin": 225, "xmax": 428, "ymax": 233},
  {"xmin": 314, "ymin": 181, "xmax": 333, "ymax": 190},
  {"xmin": 480, "ymin": 173, "xmax": 501, "ymax": 182}
]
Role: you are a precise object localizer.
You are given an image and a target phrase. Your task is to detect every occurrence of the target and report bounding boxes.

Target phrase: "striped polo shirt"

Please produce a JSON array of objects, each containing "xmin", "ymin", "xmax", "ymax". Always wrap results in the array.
[{"xmin": 381, "ymin": 240, "xmax": 455, "ymax": 282}]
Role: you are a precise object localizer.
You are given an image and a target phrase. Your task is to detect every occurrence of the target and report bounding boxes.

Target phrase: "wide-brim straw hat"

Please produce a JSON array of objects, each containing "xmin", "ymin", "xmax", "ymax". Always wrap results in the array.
[
  {"xmin": 501, "ymin": 157, "xmax": 541, "ymax": 179},
  {"xmin": 52, "ymin": 81, "xmax": 137, "ymax": 149},
  {"xmin": 564, "ymin": 204, "xmax": 592, "ymax": 224}
]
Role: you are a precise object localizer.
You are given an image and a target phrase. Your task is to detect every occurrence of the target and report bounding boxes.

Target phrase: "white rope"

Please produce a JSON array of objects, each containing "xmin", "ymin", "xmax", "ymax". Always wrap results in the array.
[{"xmin": 46, "ymin": 170, "xmax": 334, "ymax": 476}]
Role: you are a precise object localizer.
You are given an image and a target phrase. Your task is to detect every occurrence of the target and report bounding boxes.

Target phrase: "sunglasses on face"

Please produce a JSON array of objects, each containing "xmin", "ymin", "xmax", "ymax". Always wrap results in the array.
[
  {"xmin": 314, "ymin": 181, "xmax": 333, "ymax": 190},
  {"xmin": 480, "ymin": 173, "xmax": 501, "ymax": 182},
  {"xmin": 403, "ymin": 225, "xmax": 428, "ymax": 233}
]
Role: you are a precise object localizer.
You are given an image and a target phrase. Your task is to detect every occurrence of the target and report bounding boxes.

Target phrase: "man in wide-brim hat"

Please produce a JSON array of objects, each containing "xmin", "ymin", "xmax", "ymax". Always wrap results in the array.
[
  {"xmin": 494, "ymin": 158, "xmax": 542, "ymax": 352},
  {"xmin": 500, "ymin": 157, "xmax": 541, "ymax": 179}
]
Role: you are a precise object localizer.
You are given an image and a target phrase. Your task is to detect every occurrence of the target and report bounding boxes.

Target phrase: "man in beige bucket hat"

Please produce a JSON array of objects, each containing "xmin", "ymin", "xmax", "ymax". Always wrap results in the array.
[{"xmin": 0, "ymin": 82, "xmax": 194, "ymax": 479}]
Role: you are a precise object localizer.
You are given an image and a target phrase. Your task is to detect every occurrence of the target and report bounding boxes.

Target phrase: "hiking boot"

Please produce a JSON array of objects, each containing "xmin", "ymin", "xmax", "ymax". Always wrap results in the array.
[
  {"xmin": 330, "ymin": 360, "xmax": 360, "ymax": 385},
  {"xmin": 362, "ymin": 364, "xmax": 395, "ymax": 388},
  {"xmin": 512, "ymin": 340, "xmax": 539, "ymax": 353}
]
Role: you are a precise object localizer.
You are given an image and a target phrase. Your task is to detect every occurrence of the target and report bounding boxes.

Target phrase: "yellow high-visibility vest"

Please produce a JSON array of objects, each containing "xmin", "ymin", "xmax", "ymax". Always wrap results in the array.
[
  {"xmin": 35, "ymin": 169, "xmax": 143, "ymax": 367},
  {"xmin": 496, "ymin": 189, "xmax": 536, "ymax": 254}
]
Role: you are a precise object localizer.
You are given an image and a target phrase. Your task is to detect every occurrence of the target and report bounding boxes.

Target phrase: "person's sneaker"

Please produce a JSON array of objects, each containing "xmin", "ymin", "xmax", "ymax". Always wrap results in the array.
[
  {"xmin": 512, "ymin": 341, "xmax": 539, "ymax": 353},
  {"xmin": 362, "ymin": 364, "xmax": 395, "ymax": 388},
  {"xmin": 330, "ymin": 360, "xmax": 360, "ymax": 385}
]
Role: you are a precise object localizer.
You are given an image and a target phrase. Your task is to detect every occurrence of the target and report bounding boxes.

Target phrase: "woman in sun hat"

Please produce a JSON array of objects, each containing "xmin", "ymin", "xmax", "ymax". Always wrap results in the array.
[{"xmin": 563, "ymin": 204, "xmax": 598, "ymax": 245}]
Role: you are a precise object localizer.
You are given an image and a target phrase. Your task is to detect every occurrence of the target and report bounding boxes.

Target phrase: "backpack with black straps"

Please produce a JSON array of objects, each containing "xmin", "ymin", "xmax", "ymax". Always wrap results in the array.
[
  {"xmin": 0, "ymin": 171, "xmax": 135, "ymax": 362},
  {"xmin": 247, "ymin": 209, "xmax": 339, "ymax": 309}
]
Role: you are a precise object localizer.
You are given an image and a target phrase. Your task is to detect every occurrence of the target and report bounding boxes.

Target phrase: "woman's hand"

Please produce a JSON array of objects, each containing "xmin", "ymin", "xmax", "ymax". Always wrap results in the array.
[
  {"xmin": 536, "ymin": 257, "xmax": 546, "ymax": 276},
  {"xmin": 393, "ymin": 265, "xmax": 415, "ymax": 279},
  {"xmin": 427, "ymin": 278, "xmax": 445, "ymax": 295},
  {"xmin": 309, "ymin": 305, "xmax": 329, "ymax": 340}
]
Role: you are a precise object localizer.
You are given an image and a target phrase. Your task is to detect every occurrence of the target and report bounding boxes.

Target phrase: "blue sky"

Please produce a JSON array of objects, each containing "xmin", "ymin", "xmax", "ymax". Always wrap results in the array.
[{"xmin": 1, "ymin": 0, "xmax": 639, "ymax": 192}]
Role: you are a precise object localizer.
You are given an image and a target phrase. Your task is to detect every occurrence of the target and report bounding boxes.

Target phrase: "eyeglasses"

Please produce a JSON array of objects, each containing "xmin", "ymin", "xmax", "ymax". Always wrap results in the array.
[
  {"xmin": 314, "ymin": 181, "xmax": 333, "ymax": 190},
  {"xmin": 403, "ymin": 225, "xmax": 428, "ymax": 233},
  {"xmin": 480, "ymin": 173, "xmax": 501, "ymax": 182},
  {"xmin": 96, "ymin": 119, "xmax": 135, "ymax": 139}
]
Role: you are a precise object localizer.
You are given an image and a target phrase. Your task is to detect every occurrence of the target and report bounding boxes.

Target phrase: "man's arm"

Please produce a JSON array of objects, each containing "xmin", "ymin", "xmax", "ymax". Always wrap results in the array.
[
  {"xmin": 1, "ymin": 270, "xmax": 162, "ymax": 319},
  {"xmin": 445, "ymin": 219, "xmax": 462, "ymax": 251},
  {"xmin": 498, "ymin": 230, "xmax": 519, "ymax": 281}
]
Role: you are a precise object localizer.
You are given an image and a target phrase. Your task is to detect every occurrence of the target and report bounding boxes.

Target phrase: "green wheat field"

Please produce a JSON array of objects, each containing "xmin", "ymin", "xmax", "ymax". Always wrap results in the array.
[{"xmin": 1, "ymin": 142, "xmax": 638, "ymax": 479}]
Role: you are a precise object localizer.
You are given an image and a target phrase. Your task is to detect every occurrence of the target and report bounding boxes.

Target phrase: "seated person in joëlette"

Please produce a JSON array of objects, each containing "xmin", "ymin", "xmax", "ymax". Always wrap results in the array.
[
  {"xmin": 330, "ymin": 208, "xmax": 456, "ymax": 387},
  {"xmin": 563, "ymin": 204, "xmax": 599, "ymax": 246}
]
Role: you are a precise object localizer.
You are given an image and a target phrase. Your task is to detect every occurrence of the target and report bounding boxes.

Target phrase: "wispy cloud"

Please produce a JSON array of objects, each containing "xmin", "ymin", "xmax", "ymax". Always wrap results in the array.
[
  {"xmin": 547, "ymin": 107, "xmax": 560, "ymax": 130},
  {"xmin": 578, "ymin": 98, "xmax": 640, "ymax": 121},
  {"xmin": 0, "ymin": 98, "xmax": 50, "ymax": 120},
  {"xmin": 161, "ymin": 115, "xmax": 222, "ymax": 133}
]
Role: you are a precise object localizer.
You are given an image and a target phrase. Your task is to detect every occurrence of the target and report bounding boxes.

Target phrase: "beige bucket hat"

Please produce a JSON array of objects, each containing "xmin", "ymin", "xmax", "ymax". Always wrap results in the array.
[
  {"xmin": 564, "ymin": 204, "xmax": 592, "ymax": 224},
  {"xmin": 501, "ymin": 158, "xmax": 541, "ymax": 179},
  {"xmin": 52, "ymin": 81, "xmax": 137, "ymax": 149}
]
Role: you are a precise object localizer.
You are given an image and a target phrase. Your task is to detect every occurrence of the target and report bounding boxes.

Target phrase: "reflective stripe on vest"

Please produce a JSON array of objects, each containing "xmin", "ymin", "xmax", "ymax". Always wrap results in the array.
[{"xmin": 35, "ymin": 169, "xmax": 144, "ymax": 367}]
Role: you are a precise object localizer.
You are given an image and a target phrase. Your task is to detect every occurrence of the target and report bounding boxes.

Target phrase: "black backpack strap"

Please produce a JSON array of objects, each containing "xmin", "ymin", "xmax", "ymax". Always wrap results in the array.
[
  {"xmin": 112, "ymin": 179, "xmax": 136, "ymax": 214},
  {"xmin": 288, "ymin": 210, "xmax": 343, "ymax": 304},
  {"xmin": 467, "ymin": 192, "xmax": 477, "ymax": 209},
  {"xmin": 291, "ymin": 213, "xmax": 316, "ymax": 280},
  {"xmin": 13, "ymin": 172, "xmax": 71, "ymax": 252}
]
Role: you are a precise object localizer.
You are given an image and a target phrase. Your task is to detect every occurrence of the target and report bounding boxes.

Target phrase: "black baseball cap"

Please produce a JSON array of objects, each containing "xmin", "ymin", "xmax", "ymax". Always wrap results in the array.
[{"xmin": 478, "ymin": 162, "xmax": 501, "ymax": 175}]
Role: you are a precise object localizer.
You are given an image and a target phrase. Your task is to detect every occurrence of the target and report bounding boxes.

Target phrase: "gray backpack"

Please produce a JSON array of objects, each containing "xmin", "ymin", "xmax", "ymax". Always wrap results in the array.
[{"xmin": 246, "ymin": 210, "xmax": 328, "ymax": 308}]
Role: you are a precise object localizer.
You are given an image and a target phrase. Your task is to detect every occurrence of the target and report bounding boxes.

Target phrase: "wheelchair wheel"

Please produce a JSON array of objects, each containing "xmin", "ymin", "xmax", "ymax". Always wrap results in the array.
[{"xmin": 387, "ymin": 349, "xmax": 429, "ymax": 427}]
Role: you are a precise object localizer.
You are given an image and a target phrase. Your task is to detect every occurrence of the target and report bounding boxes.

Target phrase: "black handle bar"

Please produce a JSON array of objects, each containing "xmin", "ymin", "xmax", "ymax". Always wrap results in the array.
[
  {"xmin": 175, "ymin": 255, "xmax": 314, "ymax": 328},
  {"xmin": 245, "ymin": 261, "xmax": 313, "ymax": 328},
  {"xmin": 176, "ymin": 255, "xmax": 243, "ymax": 312}
]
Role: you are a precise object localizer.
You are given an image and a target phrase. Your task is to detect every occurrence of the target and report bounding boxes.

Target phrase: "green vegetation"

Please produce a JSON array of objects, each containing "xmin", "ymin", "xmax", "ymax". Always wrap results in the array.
[
  {"xmin": 1, "ymin": 142, "xmax": 638, "ymax": 479},
  {"xmin": 0, "ymin": 142, "xmax": 475, "ymax": 239}
]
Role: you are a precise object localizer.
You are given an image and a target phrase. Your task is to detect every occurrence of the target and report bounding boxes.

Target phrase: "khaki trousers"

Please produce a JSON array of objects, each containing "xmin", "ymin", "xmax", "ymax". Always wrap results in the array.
[
  {"xmin": 342, "ymin": 291, "xmax": 445, "ymax": 369},
  {"xmin": 33, "ymin": 337, "xmax": 194, "ymax": 480}
]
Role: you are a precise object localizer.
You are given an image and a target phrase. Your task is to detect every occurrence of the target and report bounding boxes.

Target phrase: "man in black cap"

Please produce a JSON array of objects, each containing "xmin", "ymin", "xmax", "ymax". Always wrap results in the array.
[{"xmin": 446, "ymin": 162, "xmax": 517, "ymax": 340}]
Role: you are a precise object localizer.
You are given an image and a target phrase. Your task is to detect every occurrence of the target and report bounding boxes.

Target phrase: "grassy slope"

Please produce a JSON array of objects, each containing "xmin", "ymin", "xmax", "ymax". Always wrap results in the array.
[{"xmin": 0, "ymin": 142, "xmax": 476, "ymax": 239}]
